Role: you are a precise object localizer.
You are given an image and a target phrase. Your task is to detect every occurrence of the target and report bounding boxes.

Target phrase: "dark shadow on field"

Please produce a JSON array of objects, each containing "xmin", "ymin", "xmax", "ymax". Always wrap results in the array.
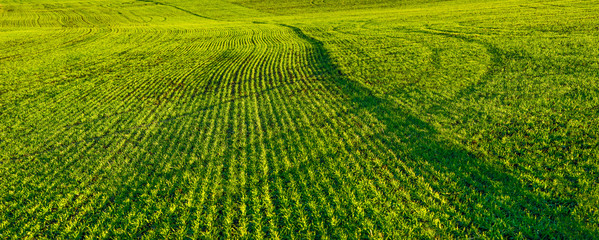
[
  {"xmin": 281, "ymin": 24, "xmax": 597, "ymax": 238},
  {"xmin": 6, "ymin": 22, "xmax": 594, "ymax": 239}
]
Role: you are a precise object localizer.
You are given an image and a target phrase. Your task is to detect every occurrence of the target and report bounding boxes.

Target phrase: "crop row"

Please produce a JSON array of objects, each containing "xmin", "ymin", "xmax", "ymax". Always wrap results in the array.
[{"xmin": 0, "ymin": 1, "xmax": 447, "ymax": 238}]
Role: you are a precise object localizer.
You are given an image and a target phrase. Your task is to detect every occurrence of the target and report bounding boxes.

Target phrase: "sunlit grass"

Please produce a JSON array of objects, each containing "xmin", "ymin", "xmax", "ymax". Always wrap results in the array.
[{"xmin": 1, "ymin": 0, "xmax": 598, "ymax": 238}]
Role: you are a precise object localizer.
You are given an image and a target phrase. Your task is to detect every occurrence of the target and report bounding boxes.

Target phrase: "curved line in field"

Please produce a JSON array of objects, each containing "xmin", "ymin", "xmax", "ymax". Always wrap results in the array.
[
  {"xmin": 134, "ymin": 0, "xmax": 217, "ymax": 21},
  {"xmin": 1, "ymin": 3, "xmax": 432, "ymax": 235}
]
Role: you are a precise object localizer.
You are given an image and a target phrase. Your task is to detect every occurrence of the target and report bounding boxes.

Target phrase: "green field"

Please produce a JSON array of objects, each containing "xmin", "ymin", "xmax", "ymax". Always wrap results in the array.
[{"xmin": 1, "ymin": 0, "xmax": 598, "ymax": 238}]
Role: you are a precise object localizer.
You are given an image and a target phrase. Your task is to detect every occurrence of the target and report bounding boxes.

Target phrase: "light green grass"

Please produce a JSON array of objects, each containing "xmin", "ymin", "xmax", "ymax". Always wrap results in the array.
[{"xmin": 1, "ymin": 0, "xmax": 598, "ymax": 238}]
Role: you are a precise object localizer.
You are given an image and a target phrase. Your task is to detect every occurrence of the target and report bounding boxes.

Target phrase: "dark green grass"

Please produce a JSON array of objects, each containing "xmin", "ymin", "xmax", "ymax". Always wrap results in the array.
[{"xmin": 1, "ymin": 0, "xmax": 598, "ymax": 238}]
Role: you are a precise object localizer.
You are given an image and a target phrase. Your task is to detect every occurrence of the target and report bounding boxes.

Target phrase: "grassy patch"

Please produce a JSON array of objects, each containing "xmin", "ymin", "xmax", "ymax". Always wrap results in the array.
[{"xmin": 1, "ymin": 0, "xmax": 598, "ymax": 238}]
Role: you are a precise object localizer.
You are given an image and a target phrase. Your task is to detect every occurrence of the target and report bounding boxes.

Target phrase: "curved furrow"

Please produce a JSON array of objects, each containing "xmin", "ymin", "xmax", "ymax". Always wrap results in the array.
[
  {"xmin": 256, "ymin": 32, "xmax": 329, "ymax": 236},
  {"xmin": 282, "ymin": 49, "xmax": 349, "ymax": 235},
  {"xmin": 280, "ymin": 55, "xmax": 350, "ymax": 236},
  {"xmin": 4, "ymin": 0, "xmax": 562, "ymax": 238},
  {"xmin": 1, "ymin": 30, "xmax": 236, "ymax": 218},
  {"xmin": 292, "ymin": 27, "xmax": 442, "ymax": 235},
  {"xmin": 1, "ymin": 25, "xmax": 230, "ymax": 156}
]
